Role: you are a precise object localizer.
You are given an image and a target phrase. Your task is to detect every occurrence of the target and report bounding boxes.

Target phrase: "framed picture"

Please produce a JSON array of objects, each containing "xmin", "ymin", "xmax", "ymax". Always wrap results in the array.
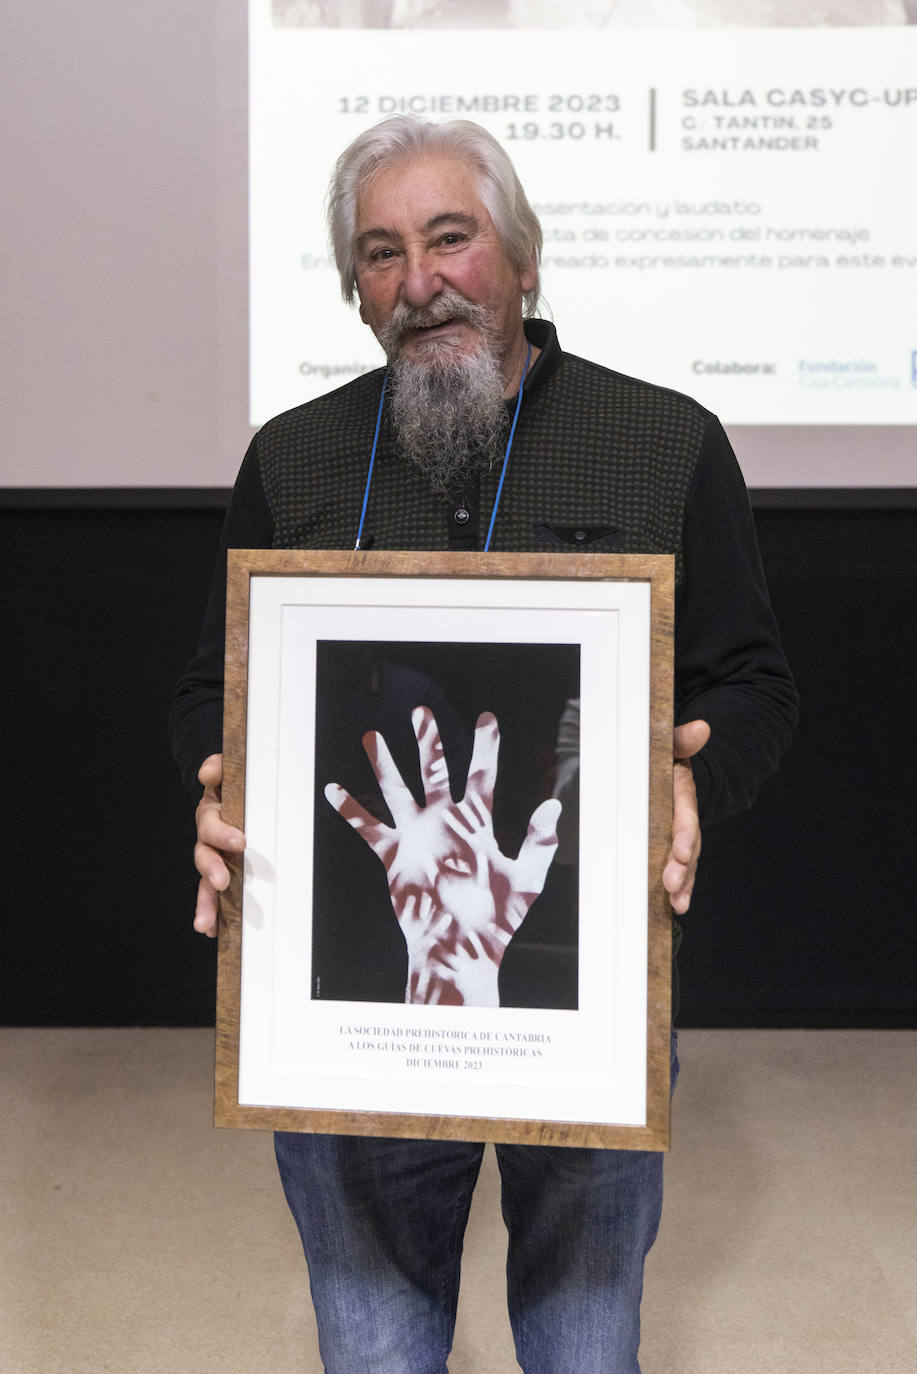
[{"xmin": 216, "ymin": 549, "xmax": 674, "ymax": 1150}]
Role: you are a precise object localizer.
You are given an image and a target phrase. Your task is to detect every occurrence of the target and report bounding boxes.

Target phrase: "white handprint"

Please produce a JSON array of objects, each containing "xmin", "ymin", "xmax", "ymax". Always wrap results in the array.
[{"xmin": 324, "ymin": 706, "xmax": 561, "ymax": 1007}]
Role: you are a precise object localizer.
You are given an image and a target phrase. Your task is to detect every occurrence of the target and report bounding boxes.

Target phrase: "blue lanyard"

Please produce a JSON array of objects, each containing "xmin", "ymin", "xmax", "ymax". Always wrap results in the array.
[
  {"xmin": 353, "ymin": 342, "xmax": 532, "ymax": 552},
  {"xmin": 354, "ymin": 371, "xmax": 388, "ymax": 551},
  {"xmin": 484, "ymin": 341, "xmax": 530, "ymax": 552}
]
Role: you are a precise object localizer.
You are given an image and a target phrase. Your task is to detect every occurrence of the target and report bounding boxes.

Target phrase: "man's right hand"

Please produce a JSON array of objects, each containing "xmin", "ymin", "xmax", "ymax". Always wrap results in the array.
[{"xmin": 192, "ymin": 753, "xmax": 246, "ymax": 938}]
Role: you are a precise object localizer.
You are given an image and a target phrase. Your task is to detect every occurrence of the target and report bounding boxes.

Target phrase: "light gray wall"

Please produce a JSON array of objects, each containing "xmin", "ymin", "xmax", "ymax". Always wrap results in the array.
[{"xmin": 1, "ymin": 0, "xmax": 249, "ymax": 486}]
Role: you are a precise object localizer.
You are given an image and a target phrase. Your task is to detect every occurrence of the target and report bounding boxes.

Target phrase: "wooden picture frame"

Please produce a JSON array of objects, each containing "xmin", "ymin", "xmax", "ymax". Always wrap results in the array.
[{"xmin": 216, "ymin": 550, "xmax": 674, "ymax": 1150}]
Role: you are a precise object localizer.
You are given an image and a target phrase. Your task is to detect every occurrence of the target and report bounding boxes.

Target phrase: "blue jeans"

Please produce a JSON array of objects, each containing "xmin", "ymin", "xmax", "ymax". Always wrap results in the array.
[{"xmin": 274, "ymin": 1039, "xmax": 677, "ymax": 1373}]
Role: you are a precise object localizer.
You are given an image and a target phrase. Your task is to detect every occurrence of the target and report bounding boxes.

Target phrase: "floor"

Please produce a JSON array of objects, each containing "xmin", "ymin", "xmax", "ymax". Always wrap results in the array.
[{"xmin": 2, "ymin": 1028, "xmax": 914, "ymax": 1373}]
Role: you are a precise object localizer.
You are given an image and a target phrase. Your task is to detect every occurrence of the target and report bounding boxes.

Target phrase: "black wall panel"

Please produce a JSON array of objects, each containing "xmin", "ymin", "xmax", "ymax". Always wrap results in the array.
[
  {"xmin": 2, "ymin": 503, "xmax": 223, "ymax": 1026},
  {"xmin": 679, "ymin": 506, "xmax": 916, "ymax": 1026},
  {"xmin": 2, "ymin": 496, "xmax": 914, "ymax": 1026}
]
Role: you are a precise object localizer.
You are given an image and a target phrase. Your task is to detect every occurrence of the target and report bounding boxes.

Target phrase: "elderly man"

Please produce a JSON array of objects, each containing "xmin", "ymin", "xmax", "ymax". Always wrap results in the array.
[{"xmin": 171, "ymin": 116, "xmax": 796, "ymax": 1373}]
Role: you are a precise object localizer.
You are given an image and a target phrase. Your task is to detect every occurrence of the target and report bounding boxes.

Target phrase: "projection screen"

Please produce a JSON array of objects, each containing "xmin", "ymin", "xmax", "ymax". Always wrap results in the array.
[{"xmin": 248, "ymin": 2, "xmax": 917, "ymax": 488}]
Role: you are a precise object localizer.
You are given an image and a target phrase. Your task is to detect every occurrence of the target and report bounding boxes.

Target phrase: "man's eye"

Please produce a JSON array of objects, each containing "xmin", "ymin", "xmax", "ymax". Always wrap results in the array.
[
  {"xmin": 440, "ymin": 234, "xmax": 465, "ymax": 247},
  {"xmin": 371, "ymin": 247, "xmax": 396, "ymax": 261}
]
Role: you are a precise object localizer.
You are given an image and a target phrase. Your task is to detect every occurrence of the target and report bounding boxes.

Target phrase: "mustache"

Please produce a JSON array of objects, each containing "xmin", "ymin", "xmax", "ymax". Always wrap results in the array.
[{"xmin": 379, "ymin": 291, "xmax": 492, "ymax": 354}]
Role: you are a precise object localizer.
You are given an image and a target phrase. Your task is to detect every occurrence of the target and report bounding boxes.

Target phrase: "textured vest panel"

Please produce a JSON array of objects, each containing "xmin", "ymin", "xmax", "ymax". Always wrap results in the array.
[{"xmin": 257, "ymin": 354, "xmax": 708, "ymax": 587}]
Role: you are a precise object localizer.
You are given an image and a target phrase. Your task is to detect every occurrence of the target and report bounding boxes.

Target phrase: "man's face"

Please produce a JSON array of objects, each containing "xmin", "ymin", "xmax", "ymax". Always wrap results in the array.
[{"xmin": 353, "ymin": 154, "xmax": 535, "ymax": 389}]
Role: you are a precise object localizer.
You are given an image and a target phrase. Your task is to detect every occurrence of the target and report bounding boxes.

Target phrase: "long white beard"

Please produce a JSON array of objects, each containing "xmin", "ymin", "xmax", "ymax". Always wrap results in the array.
[{"xmin": 380, "ymin": 293, "xmax": 508, "ymax": 494}]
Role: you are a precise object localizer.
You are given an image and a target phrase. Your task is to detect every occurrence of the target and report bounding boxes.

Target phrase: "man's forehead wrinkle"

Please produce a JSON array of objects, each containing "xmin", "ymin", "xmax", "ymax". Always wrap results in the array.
[{"xmin": 422, "ymin": 211, "xmax": 481, "ymax": 233}]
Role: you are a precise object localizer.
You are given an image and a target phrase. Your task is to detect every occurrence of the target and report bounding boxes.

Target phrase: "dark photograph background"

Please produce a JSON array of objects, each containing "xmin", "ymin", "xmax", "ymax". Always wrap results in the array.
[{"xmin": 1, "ymin": 491, "xmax": 914, "ymax": 1029}]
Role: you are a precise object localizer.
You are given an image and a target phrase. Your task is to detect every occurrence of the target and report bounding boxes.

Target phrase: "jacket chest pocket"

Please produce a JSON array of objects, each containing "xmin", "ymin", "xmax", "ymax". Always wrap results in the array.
[{"xmin": 534, "ymin": 522, "xmax": 625, "ymax": 551}]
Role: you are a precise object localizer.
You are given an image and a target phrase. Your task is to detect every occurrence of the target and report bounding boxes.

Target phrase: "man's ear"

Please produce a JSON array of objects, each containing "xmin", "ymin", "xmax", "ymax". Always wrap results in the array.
[
  {"xmin": 519, "ymin": 249, "xmax": 538, "ymax": 297},
  {"xmin": 358, "ymin": 299, "xmax": 368, "ymax": 324}
]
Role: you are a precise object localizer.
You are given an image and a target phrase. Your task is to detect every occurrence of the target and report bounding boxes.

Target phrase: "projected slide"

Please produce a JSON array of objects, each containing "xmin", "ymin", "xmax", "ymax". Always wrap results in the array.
[{"xmin": 250, "ymin": 2, "xmax": 917, "ymax": 429}]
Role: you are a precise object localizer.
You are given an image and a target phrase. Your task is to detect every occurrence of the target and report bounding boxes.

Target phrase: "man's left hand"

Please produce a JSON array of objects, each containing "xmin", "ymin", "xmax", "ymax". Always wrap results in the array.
[{"xmin": 664, "ymin": 719, "xmax": 711, "ymax": 915}]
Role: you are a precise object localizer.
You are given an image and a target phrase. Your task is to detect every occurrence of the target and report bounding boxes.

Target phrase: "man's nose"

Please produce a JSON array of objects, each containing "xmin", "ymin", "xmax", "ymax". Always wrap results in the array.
[{"xmin": 400, "ymin": 250, "xmax": 442, "ymax": 307}]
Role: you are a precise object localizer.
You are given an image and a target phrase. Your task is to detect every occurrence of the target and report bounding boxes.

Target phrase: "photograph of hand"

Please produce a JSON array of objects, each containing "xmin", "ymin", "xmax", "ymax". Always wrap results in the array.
[{"xmin": 325, "ymin": 706, "xmax": 562, "ymax": 1006}]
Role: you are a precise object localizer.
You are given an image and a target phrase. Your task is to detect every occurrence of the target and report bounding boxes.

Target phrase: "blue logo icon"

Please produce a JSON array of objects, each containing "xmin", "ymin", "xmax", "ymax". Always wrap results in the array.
[{"xmin": 912, "ymin": 350, "xmax": 917, "ymax": 387}]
